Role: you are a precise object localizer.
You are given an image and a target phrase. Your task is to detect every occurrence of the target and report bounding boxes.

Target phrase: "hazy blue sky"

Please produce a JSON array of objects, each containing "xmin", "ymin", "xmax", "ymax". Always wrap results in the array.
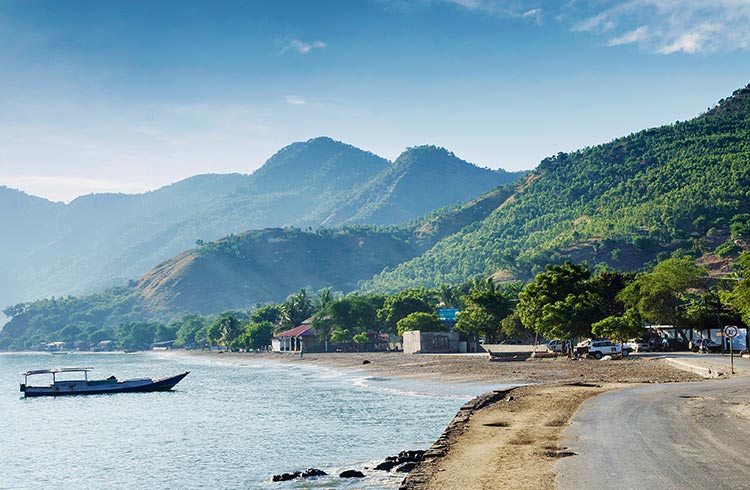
[{"xmin": 2, "ymin": 0, "xmax": 749, "ymax": 202}]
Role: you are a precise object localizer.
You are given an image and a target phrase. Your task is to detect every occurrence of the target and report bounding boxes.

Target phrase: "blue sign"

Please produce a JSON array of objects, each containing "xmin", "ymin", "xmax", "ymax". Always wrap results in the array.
[{"xmin": 438, "ymin": 308, "xmax": 460, "ymax": 322}]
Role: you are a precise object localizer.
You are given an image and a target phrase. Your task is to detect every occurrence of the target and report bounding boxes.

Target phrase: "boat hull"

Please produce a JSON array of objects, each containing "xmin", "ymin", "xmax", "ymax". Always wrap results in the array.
[{"xmin": 21, "ymin": 372, "xmax": 189, "ymax": 397}]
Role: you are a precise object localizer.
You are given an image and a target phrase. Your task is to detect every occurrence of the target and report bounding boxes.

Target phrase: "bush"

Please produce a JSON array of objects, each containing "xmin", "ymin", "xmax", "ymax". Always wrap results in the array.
[{"xmin": 715, "ymin": 241, "xmax": 742, "ymax": 258}]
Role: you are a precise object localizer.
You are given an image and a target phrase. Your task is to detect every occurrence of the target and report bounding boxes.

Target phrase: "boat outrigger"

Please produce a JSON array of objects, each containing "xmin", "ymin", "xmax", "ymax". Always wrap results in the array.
[{"xmin": 20, "ymin": 367, "xmax": 189, "ymax": 397}]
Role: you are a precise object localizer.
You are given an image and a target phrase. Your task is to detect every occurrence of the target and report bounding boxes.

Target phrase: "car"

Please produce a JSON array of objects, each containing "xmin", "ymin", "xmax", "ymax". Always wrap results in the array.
[
  {"xmin": 660, "ymin": 338, "xmax": 687, "ymax": 352},
  {"xmin": 569, "ymin": 338, "xmax": 633, "ymax": 357},
  {"xmin": 500, "ymin": 339, "xmax": 524, "ymax": 345},
  {"xmin": 546, "ymin": 340, "xmax": 564, "ymax": 352},
  {"xmin": 626, "ymin": 338, "xmax": 651, "ymax": 353},
  {"xmin": 585, "ymin": 340, "xmax": 630, "ymax": 359},
  {"xmin": 689, "ymin": 338, "xmax": 722, "ymax": 353},
  {"xmin": 647, "ymin": 337, "xmax": 665, "ymax": 351}
]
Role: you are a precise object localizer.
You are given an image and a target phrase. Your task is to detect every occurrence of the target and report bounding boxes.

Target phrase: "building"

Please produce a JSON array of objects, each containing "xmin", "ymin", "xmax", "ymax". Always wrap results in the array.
[
  {"xmin": 272, "ymin": 321, "xmax": 323, "ymax": 353},
  {"xmin": 402, "ymin": 330, "xmax": 462, "ymax": 354}
]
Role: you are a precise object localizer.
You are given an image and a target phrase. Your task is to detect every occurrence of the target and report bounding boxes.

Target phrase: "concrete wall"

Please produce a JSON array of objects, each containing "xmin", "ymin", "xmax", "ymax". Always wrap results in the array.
[{"xmin": 403, "ymin": 331, "xmax": 460, "ymax": 354}]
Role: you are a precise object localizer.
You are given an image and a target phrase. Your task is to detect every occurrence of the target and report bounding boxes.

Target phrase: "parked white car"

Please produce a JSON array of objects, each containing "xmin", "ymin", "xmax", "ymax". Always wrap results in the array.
[
  {"xmin": 588, "ymin": 340, "xmax": 630, "ymax": 359},
  {"xmin": 626, "ymin": 338, "xmax": 651, "ymax": 353},
  {"xmin": 576, "ymin": 339, "xmax": 632, "ymax": 359}
]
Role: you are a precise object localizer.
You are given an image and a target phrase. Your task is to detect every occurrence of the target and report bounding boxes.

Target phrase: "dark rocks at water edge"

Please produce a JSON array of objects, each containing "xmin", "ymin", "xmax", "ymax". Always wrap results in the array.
[
  {"xmin": 272, "ymin": 468, "xmax": 327, "ymax": 481},
  {"xmin": 339, "ymin": 469, "xmax": 366, "ymax": 478},
  {"xmin": 374, "ymin": 450, "xmax": 425, "ymax": 472},
  {"xmin": 272, "ymin": 449, "xmax": 424, "ymax": 482}
]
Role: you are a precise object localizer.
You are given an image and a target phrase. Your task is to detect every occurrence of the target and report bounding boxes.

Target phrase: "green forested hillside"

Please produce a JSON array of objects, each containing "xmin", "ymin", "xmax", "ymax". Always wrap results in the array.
[{"xmin": 364, "ymin": 85, "xmax": 750, "ymax": 292}]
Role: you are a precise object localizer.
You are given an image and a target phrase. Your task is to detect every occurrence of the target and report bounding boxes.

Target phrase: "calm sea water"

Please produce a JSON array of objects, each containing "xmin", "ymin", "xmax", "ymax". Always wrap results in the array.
[{"xmin": 0, "ymin": 352, "xmax": 509, "ymax": 489}]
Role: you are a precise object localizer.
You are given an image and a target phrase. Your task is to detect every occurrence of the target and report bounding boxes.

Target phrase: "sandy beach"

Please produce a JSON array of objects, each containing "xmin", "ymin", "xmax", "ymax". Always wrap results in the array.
[{"xmin": 174, "ymin": 350, "xmax": 708, "ymax": 488}]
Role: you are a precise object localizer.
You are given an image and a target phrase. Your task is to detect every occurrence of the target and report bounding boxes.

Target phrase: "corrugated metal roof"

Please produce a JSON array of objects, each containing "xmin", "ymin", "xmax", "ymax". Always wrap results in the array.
[{"xmin": 275, "ymin": 324, "xmax": 316, "ymax": 338}]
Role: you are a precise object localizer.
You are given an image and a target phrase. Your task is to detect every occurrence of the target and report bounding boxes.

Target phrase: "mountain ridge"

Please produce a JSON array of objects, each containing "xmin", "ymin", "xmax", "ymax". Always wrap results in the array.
[{"xmin": 0, "ymin": 138, "xmax": 523, "ymax": 311}]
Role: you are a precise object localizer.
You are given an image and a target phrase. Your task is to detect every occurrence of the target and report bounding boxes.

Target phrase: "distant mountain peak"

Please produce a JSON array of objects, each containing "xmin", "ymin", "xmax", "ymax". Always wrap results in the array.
[
  {"xmin": 392, "ymin": 145, "xmax": 478, "ymax": 173},
  {"xmin": 247, "ymin": 136, "xmax": 389, "ymax": 193}
]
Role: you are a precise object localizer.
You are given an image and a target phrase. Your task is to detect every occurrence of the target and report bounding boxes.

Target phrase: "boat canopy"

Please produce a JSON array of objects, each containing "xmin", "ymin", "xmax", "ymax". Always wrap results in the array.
[{"xmin": 22, "ymin": 367, "xmax": 94, "ymax": 376}]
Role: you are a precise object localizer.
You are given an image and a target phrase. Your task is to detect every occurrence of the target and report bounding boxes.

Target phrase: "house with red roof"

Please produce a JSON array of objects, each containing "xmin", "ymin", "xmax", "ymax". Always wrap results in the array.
[{"xmin": 271, "ymin": 319, "xmax": 323, "ymax": 353}]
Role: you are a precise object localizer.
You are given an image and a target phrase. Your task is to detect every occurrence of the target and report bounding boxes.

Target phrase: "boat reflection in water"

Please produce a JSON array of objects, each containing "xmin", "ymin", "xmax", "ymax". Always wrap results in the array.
[{"xmin": 20, "ymin": 367, "xmax": 189, "ymax": 397}]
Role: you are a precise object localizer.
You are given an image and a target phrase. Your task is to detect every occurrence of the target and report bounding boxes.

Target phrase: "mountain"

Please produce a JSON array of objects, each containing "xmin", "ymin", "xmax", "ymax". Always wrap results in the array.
[
  {"xmin": 363, "ymin": 84, "xmax": 750, "ymax": 292},
  {"xmin": 6, "ymin": 174, "xmax": 248, "ymax": 302},
  {"xmin": 0, "ymin": 184, "xmax": 518, "ymax": 348},
  {"xmin": 0, "ymin": 137, "xmax": 523, "ymax": 311},
  {"xmin": 322, "ymin": 145, "xmax": 522, "ymax": 225},
  {"xmin": 136, "ymin": 227, "xmax": 417, "ymax": 315}
]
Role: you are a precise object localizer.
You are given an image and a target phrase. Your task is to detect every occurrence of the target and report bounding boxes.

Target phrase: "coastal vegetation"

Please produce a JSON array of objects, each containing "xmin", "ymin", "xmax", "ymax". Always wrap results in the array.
[{"xmin": 4, "ymin": 252, "xmax": 749, "ymax": 351}]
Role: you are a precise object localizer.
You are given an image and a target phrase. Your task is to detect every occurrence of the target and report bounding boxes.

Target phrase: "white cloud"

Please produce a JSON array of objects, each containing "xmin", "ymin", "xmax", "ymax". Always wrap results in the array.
[
  {"xmin": 656, "ymin": 32, "xmax": 706, "ymax": 54},
  {"xmin": 441, "ymin": 0, "xmax": 544, "ymax": 21},
  {"xmin": 522, "ymin": 8, "xmax": 543, "ymax": 23},
  {"xmin": 607, "ymin": 26, "xmax": 649, "ymax": 46},
  {"xmin": 280, "ymin": 39, "xmax": 327, "ymax": 55},
  {"xmin": 572, "ymin": 13, "xmax": 615, "ymax": 33},
  {"xmin": 284, "ymin": 95, "xmax": 306, "ymax": 105},
  {"xmin": 437, "ymin": 0, "xmax": 750, "ymax": 54},
  {"xmin": 571, "ymin": 0, "xmax": 750, "ymax": 54}
]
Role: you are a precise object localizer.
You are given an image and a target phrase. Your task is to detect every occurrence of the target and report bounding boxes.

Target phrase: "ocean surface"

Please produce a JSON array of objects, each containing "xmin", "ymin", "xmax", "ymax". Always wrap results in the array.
[{"xmin": 0, "ymin": 352, "xmax": 511, "ymax": 489}]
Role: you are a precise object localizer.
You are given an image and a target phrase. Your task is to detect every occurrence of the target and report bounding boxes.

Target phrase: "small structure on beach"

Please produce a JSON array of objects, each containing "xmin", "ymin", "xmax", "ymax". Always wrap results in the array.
[
  {"xmin": 272, "ymin": 321, "xmax": 323, "ymax": 353},
  {"xmin": 403, "ymin": 330, "xmax": 461, "ymax": 354}
]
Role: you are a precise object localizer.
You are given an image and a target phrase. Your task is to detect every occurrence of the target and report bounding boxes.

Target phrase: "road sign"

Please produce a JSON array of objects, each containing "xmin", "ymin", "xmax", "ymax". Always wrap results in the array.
[{"xmin": 724, "ymin": 325, "xmax": 739, "ymax": 338}]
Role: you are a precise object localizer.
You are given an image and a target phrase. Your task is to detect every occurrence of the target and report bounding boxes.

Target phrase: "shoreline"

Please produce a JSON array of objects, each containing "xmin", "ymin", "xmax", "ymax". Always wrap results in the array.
[{"xmin": 166, "ymin": 349, "xmax": 709, "ymax": 488}]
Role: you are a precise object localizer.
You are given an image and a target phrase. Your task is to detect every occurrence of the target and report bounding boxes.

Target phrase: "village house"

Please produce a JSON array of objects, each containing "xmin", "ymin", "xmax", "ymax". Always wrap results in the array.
[{"xmin": 272, "ymin": 321, "xmax": 323, "ymax": 353}]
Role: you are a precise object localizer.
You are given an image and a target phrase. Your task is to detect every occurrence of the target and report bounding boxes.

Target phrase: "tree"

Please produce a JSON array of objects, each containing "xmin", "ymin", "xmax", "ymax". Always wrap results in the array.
[
  {"xmin": 455, "ymin": 303, "xmax": 493, "ymax": 345},
  {"xmin": 517, "ymin": 262, "xmax": 601, "ymax": 341},
  {"xmin": 206, "ymin": 314, "xmax": 244, "ymax": 350},
  {"xmin": 396, "ymin": 312, "xmax": 443, "ymax": 336},
  {"xmin": 352, "ymin": 332, "xmax": 369, "ymax": 351},
  {"xmin": 280, "ymin": 289, "xmax": 314, "ymax": 329},
  {"xmin": 315, "ymin": 288, "xmax": 337, "ymax": 310},
  {"xmin": 174, "ymin": 314, "xmax": 209, "ymax": 348},
  {"xmin": 539, "ymin": 290, "xmax": 603, "ymax": 341},
  {"xmin": 436, "ymin": 284, "xmax": 460, "ymax": 308},
  {"xmin": 377, "ymin": 288, "xmax": 434, "ymax": 334},
  {"xmin": 618, "ymin": 257, "xmax": 707, "ymax": 341},
  {"xmin": 591, "ymin": 310, "xmax": 644, "ymax": 345},
  {"xmin": 155, "ymin": 324, "xmax": 178, "ymax": 342},
  {"xmin": 117, "ymin": 321, "xmax": 157, "ymax": 351},
  {"xmin": 500, "ymin": 311, "xmax": 536, "ymax": 343},
  {"xmin": 250, "ymin": 304, "xmax": 282, "ymax": 325},
  {"xmin": 312, "ymin": 295, "xmax": 382, "ymax": 343},
  {"xmin": 88, "ymin": 327, "xmax": 114, "ymax": 344},
  {"xmin": 241, "ymin": 321, "xmax": 274, "ymax": 351},
  {"xmin": 729, "ymin": 253, "xmax": 750, "ymax": 325}
]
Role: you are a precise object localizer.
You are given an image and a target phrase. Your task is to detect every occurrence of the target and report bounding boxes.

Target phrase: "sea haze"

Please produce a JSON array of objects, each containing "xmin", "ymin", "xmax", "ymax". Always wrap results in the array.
[{"xmin": 1, "ymin": 352, "xmax": 512, "ymax": 489}]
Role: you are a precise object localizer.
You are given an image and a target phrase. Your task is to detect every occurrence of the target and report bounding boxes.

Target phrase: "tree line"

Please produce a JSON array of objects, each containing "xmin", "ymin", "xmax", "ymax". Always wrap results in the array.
[{"xmin": 3, "ymin": 251, "xmax": 750, "ymax": 351}]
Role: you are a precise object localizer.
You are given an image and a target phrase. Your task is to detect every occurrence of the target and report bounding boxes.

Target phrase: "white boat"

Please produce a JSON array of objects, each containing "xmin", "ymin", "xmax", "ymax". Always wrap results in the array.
[{"xmin": 20, "ymin": 367, "xmax": 189, "ymax": 397}]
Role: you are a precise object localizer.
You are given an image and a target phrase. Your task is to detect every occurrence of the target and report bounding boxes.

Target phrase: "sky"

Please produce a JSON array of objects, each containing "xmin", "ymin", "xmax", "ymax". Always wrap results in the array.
[{"xmin": 1, "ymin": 0, "xmax": 749, "ymax": 202}]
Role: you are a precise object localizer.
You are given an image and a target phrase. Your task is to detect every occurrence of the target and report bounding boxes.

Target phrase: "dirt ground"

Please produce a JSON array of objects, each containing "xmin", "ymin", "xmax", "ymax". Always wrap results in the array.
[{"xmin": 175, "ymin": 350, "xmax": 707, "ymax": 489}]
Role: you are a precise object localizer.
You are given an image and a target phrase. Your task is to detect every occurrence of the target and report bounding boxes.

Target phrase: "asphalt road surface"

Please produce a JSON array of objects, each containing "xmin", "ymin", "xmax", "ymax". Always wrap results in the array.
[{"xmin": 557, "ymin": 374, "xmax": 750, "ymax": 489}]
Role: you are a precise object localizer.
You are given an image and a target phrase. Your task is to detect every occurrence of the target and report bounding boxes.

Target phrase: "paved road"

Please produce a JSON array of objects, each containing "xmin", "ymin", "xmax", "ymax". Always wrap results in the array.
[{"xmin": 557, "ymin": 369, "xmax": 750, "ymax": 489}]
